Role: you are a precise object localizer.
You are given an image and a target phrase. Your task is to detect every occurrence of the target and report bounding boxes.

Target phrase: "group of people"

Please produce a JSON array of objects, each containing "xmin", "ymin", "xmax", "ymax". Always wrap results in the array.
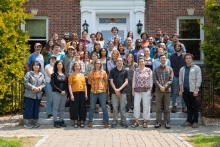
[{"xmin": 23, "ymin": 27, "xmax": 202, "ymax": 129}]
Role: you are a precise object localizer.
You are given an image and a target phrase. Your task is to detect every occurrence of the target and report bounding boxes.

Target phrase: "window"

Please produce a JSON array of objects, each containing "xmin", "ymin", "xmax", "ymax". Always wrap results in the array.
[
  {"xmin": 21, "ymin": 16, "xmax": 48, "ymax": 53},
  {"xmin": 177, "ymin": 16, "xmax": 204, "ymax": 61}
]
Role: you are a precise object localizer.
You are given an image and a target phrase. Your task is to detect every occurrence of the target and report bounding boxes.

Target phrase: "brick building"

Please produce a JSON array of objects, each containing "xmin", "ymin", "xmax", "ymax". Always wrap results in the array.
[{"xmin": 23, "ymin": 0, "xmax": 204, "ymax": 61}]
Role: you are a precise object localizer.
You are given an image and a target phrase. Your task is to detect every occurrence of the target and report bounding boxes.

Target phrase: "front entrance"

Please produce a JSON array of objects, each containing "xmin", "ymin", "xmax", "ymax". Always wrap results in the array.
[{"xmin": 80, "ymin": 0, "xmax": 145, "ymax": 40}]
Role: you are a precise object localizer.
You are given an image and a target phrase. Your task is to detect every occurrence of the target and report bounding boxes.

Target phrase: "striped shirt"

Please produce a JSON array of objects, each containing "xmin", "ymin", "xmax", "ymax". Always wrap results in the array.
[
  {"xmin": 89, "ymin": 70, "xmax": 108, "ymax": 94},
  {"xmin": 153, "ymin": 65, "xmax": 173, "ymax": 92}
]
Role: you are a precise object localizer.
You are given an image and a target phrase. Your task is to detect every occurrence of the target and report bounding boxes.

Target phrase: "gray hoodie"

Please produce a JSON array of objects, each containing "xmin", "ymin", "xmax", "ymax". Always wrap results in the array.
[{"xmin": 23, "ymin": 71, "xmax": 46, "ymax": 99}]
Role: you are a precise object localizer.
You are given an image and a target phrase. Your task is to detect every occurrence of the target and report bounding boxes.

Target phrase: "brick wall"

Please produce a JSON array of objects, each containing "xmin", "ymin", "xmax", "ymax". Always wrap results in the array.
[
  {"xmin": 145, "ymin": 0, "xmax": 204, "ymax": 37},
  {"xmin": 24, "ymin": 0, "xmax": 81, "ymax": 39}
]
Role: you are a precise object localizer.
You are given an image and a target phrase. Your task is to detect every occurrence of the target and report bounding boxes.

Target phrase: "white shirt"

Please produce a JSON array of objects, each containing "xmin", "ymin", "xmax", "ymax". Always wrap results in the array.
[{"xmin": 45, "ymin": 64, "xmax": 53, "ymax": 83}]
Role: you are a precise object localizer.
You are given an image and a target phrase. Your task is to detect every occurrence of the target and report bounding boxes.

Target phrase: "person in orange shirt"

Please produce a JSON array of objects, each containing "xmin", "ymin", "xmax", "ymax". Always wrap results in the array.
[
  {"xmin": 140, "ymin": 32, "xmax": 149, "ymax": 49},
  {"xmin": 68, "ymin": 62, "xmax": 87, "ymax": 128}
]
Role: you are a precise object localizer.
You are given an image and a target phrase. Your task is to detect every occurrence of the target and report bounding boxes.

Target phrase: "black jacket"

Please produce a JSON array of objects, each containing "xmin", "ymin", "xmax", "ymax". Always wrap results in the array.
[{"xmin": 51, "ymin": 73, "xmax": 68, "ymax": 93}]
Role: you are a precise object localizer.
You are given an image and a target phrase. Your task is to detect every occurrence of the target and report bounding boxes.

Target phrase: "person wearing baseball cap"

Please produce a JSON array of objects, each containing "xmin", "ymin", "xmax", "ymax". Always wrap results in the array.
[
  {"xmin": 25, "ymin": 43, "xmax": 44, "ymax": 74},
  {"xmin": 63, "ymin": 46, "xmax": 75, "ymax": 74}
]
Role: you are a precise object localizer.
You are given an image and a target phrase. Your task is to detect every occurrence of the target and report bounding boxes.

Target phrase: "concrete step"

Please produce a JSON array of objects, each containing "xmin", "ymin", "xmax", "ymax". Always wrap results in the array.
[
  {"xmin": 37, "ymin": 118, "xmax": 192, "ymax": 125},
  {"xmin": 39, "ymin": 112, "xmax": 188, "ymax": 118}
]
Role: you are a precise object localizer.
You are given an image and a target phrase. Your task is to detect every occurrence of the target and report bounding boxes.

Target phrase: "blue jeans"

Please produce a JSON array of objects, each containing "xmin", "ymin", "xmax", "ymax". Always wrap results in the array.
[
  {"xmin": 45, "ymin": 83, "xmax": 53, "ymax": 115},
  {"xmin": 89, "ymin": 92, "xmax": 109, "ymax": 123},
  {"xmin": 171, "ymin": 77, "xmax": 186, "ymax": 107}
]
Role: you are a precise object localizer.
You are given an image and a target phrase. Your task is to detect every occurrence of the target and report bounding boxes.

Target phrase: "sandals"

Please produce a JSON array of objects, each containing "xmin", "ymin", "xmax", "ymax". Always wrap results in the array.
[
  {"xmin": 73, "ymin": 121, "xmax": 78, "ymax": 128},
  {"xmin": 131, "ymin": 121, "xmax": 139, "ymax": 128},
  {"xmin": 80, "ymin": 122, "xmax": 85, "ymax": 128},
  {"xmin": 143, "ymin": 121, "xmax": 148, "ymax": 128}
]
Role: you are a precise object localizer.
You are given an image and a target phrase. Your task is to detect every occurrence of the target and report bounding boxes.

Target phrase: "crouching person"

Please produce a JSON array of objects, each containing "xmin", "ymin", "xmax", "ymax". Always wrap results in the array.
[{"xmin": 23, "ymin": 61, "xmax": 45, "ymax": 128}]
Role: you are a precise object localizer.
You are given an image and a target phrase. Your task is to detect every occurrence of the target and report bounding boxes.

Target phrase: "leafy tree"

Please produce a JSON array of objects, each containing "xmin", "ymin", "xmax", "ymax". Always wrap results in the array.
[
  {"xmin": 0, "ymin": 0, "xmax": 31, "ymax": 113},
  {"xmin": 201, "ymin": 0, "xmax": 220, "ymax": 90}
]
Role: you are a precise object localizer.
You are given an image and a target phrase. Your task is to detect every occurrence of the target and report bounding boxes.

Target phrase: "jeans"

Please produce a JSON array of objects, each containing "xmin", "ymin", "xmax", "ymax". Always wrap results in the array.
[
  {"xmin": 111, "ymin": 93, "xmax": 127, "ymax": 125},
  {"xmin": 45, "ymin": 83, "xmax": 53, "ymax": 115},
  {"xmin": 89, "ymin": 92, "xmax": 109, "ymax": 123},
  {"xmin": 52, "ymin": 92, "xmax": 67, "ymax": 121},
  {"xmin": 172, "ymin": 77, "xmax": 186, "ymax": 107}
]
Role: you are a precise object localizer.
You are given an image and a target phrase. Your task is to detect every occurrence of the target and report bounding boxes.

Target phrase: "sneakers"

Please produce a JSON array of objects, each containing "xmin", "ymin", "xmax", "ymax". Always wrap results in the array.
[
  {"xmin": 54, "ymin": 121, "xmax": 61, "ymax": 128},
  {"xmin": 47, "ymin": 114, "xmax": 53, "ymax": 118},
  {"xmin": 32, "ymin": 122, "xmax": 40, "ymax": 128},
  {"xmin": 182, "ymin": 107, "xmax": 187, "ymax": 113},
  {"xmin": 104, "ymin": 123, "xmax": 109, "ymax": 128},
  {"xmin": 24, "ymin": 122, "xmax": 34, "ymax": 129},
  {"xmin": 111, "ymin": 124, "xmax": 117, "ymax": 128},
  {"xmin": 59, "ymin": 120, "xmax": 67, "ymax": 127},
  {"xmin": 128, "ymin": 108, "xmax": 133, "ymax": 113},
  {"xmin": 171, "ymin": 106, "xmax": 177, "ymax": 113},
  {"xmin": 88, "ymin": 122, "xmax": 94, "ymax": 128},
  {"xmin": 165, "ymin": 121, "xmax": 171, "ymax": 129},
  {"xmin": 121, "ymin": 123, "xmax": 128, "ymax": 128},
  {"xmin": 192, "ymin": 122, "xmax": 199, "ymax": 128},
  {"xmin": 181, "ymin": 122, "xmax": 192, "ymax": 127},
  {"xmin": 154, "ymin": 121, "xmax": 161, "ymax": 128}
]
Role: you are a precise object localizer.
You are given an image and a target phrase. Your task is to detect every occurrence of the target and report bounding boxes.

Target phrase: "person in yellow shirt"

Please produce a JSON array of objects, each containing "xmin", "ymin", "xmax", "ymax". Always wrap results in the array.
[{"xmin": 68, "ymin": 62, "xmax": 87, "ymax": 128}]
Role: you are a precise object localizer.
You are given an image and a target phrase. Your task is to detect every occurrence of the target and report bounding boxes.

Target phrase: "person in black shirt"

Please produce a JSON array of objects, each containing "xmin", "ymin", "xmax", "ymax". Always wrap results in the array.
[{"xmin": 51, "ymin": 61, "xmax": 68, "ymax": 128}]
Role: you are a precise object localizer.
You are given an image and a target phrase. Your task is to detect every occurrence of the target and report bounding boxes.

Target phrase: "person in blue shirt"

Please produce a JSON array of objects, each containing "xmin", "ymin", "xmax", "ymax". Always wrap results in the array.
[
  {"xmin": 131, "ymin": 39, "xmax": 144, "ymax": 63},
  {"xmin": 46, "ymin": 42, "xmax": 65, "ymax": 65},
  {"xmin": 167, "ymin": 33, "xmax": 186, "ymax": 54},
  {"xmin": 153, "ymin": 48, "xmax": 171, "ymax": 70}
]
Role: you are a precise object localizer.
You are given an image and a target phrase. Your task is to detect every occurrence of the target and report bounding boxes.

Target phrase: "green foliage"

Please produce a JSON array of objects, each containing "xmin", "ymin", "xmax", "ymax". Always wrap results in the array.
[
  {"xmin": 201, "ymin": 0, "xmax": 220, "ymax": 90},
  {"xmin": 0, "ymin": 138, "xmax": 22, "ymax": 147},
  {"xmin": 0, "ymin": 0, "xmax": 32, "ymax": 113}
]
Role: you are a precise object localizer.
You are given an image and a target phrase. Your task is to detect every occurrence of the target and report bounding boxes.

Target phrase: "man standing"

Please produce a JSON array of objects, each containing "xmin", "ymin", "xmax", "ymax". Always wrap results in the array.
[
  {"xmin": 107, "ymin": 27, "xmax": 123, "ymax": 45},
  {"xmin": 153, "ymin": 54, "xmax": 173, "ymax": 129},
  {"xmin": 25, "ymin": 43, "xmax": 44, "ymax": 74},
  {"xmin": 86, "ymin": 33, "xmax": 96, "ymax": 53},
  {"xmin": 155, "ymin": 28, "xmax": 163, "ymax": 46},
  {"xmin": 109, "ymin": 57, "xmax": 128, "ymax": 128},
  {"xmin": 167, "ymin": 33, "xmax": 186, "ymax": 55},
  {"xmin": 148, "ymin": 37, "xmax": 158, "ymax": 58},
  {"xmin": 179, "ymin": 53, "xmax": 202, "ymax": 128},
  {"xmin": 131, "ymin": 39, "xmax": 144, "ymax": 63},
  {"xmin": 170, "ymin": 43, "xmax": 187, "ymax": 113},
  {"xmin": 78, "ymin": 31, "xmax": 90, "ymax": 50},
  {"xmin": 163, "ymin": 33, "xmax": 172, "ymax": 47}
]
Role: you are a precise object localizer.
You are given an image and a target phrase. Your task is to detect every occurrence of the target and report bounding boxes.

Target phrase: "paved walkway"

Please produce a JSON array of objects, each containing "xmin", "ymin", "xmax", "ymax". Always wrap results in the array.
[{"xmin": 0, "ymin": 124, "xmax": 220, "ymax": 147}]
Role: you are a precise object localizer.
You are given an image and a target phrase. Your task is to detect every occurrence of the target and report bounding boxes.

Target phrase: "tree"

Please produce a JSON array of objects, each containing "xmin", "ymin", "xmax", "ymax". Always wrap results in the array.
[
  {"xmin": 0, "ymin": 0, "xmax": 31, "ymax": 113},
  {"xmin": 201, "ymin": 0, "xmax": 220, "ymax": 90}
]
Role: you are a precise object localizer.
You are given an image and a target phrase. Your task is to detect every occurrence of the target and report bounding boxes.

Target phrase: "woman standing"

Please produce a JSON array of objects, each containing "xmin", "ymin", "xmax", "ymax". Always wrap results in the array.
[
  {"xmin": 96, "ymin": 31, "xmax": 105, "ymax": 48},
  {"xmin": 68, "ymin": 62, "xmax": 87, "ymax": 128},
  {"xmin": 113, "ymin": 36, "xmax": 120, "ymax": 50},
  {"xmin": 51, "ymin": 61, "xmax": 68, "ymax": 128},
  {"xmin": 88, "ymin": 59, "xmax": 109, "ymax": 128},
  {"xmin": 107, "ymin": 50, "xmax": 120, "ymax": 73},
  {"xmin": 45, "ymin": 55, "xmax": 57, "ymax": 118},
  {"xmin": 42, "ymin": 39, "xmax": 53, "ymax": 62},
  {"xmin": 124, "ymin": 31, "xmax": 135, "ymax": 46},
  {"xmin": 83, "ymin": 50, "xmax": 91, "ymax": 67},
  {"xmin": 124, "ymin": 54, "xmax": 138, "ymax": 113},
  {"xmin": 131, "ymin": 57, "xmax": 152, "ymax": 128},
  {"xmin": 107, "ymin": 41, "xmax": 115, "ymax": 58},
  {"xmin": 91, "ymin": 42, "xmax": 101, "ymax": 58},
  {"xmin": 143, "ymin": 47, "xmax": 154, "ymax": 70},
  {"xmin": 23, "ymin": 61, "xmax": 45, "ymax": 128},
  {"xmin": 63, "ymin": 46, "xmax": 75, "ymax": 75},
  {"xmin": 117, "ymin": 43, "xmax": 126, "ymax": 63},
  {"xmin": 125, "ymin": 37, "xmax": 135, "ymax": 54},
  {"xmin": 140, "ymin": 32, "xmax": 149, "ymax": 49},
  {"xmin": 99, "ymin": 48, "xmax": 109, "ymax": 74},
  {"xmin": 77, "ymin": 42, "xmax": 85, "ymax": 61}
]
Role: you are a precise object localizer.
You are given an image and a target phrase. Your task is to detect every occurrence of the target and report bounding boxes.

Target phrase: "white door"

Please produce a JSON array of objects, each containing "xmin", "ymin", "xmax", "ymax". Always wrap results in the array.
[{"xmin": 98, "ymin": 25, "xmax": 127, "ymax": 47}]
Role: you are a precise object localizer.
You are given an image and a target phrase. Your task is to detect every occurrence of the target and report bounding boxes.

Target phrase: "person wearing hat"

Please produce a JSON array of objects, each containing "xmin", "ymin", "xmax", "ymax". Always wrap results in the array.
[
  {"xmin": 63, "ymin": 32, "xmax": 71, "ymax": 43},
  {"xmin": 63, "ymin": 46, "xmax": 75, "ymax": 74},
  {"xmin": 44, "ymin": 55, "xmax": 57, "ymax": 118},
  {"xmin": 25, "ymin": 43, "xmax": 45, "ymax": 74}
]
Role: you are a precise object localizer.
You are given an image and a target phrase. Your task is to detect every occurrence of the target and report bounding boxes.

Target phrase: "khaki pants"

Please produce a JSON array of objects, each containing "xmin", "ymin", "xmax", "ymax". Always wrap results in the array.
[{"xmin": 155, "ymin": 91, "xmax": 171, "ymax": 122}]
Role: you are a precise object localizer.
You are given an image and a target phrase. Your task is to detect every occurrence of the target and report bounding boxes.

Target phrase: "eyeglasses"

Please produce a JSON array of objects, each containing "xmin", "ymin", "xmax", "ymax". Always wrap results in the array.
[{"xmin": 136, "ymin": 42, "xmax": 141, "ymax": 43}]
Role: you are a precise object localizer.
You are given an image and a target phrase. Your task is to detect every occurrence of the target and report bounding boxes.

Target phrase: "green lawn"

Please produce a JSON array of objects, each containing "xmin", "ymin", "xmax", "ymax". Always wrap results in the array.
[
  {"xmin": 185, "ymin": 135, "xmax": 220, "ymax": 147},
  {"xmin": 0, "ymin": 137, "xmax": 41, "ymax": 147}
]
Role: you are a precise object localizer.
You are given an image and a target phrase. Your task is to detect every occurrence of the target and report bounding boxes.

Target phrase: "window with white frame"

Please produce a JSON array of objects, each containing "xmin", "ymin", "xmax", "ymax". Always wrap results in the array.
[
  {"xmin": 177, "ymin": 16, "xmax": 204, "ymax": 60},
  {"xmin": 21, "ymin": 16, "xmax": 48, "ymax": 52}
]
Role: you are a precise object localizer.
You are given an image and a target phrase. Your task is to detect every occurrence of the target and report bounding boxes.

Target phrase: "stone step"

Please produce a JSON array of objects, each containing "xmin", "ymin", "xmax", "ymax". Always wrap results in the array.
[
  {"xmin": 39, "ymin": 106, "xmax": 184, "ymax": 112},
  {"xmin": 39, "ymin": 112, "xmax": 188, "ymax": 118},
  {"xmin": 37, "ymin": 118, "xmax": 192, "ymax": 125}
]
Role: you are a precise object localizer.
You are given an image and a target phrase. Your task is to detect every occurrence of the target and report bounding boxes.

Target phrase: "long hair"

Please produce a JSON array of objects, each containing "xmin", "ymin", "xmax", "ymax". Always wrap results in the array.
[
  {"xmin": 110, "ymin": 50, "xmax": 121, "ymax": 60},
  {"xmin": 93, "ymin": 42, "xmax": 101, "ymax": 52},
  {"xmin": 45, "ymin": 39, "xmax": 53, "ymax": 51},
  {"xmin": 125, "ymin": 53, "xmax": 134, "ymax": 66},
  {"xmin": 127, "ymin": 31, "xmax": 134, "ymax": 39},
  {"xmin": 96, "ymin": 31, "xmax": 104, "ymax": 41},
  {"xmin": 126, "ymin": 37, "xmax": 134, "ymax": 49},
  {"xmin": 93, "ymin": 59, "xmax": 103, "ymax": 72},
  {"xmin": 71, "ymin": 62, "xmax": 82, "ymax": 72},
  {"xmin": 77, "ymin": 42, "xmax": 84, "ymax": 51},
  {"xmin": 117, "ymin": 42, "xmax": 125, "ymax": 53},
  {"xmin": 53, "ymin": 60, "xmax": 65, "ymax": 74},
  {"xmin": 99, "ymin": 48, "xmax": 108, "ymax": 58}
]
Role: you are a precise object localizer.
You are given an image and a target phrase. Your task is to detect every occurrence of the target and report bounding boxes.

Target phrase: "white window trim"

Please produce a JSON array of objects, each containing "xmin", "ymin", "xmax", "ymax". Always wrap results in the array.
[
  {"xmin": 21, "ymin": 16, "xmax": 49, "ymax": 41},
  {"xmin": 176, "ymin": 16, "xmax": 204, "ymax": 63}
]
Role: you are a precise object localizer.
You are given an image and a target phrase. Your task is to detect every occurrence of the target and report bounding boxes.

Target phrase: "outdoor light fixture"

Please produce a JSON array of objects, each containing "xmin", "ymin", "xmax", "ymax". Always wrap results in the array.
[
  {"xmin": 187, "ymin": 8, "xmax": 195, "ymax": 15},
  {"xmin": 82, "ymin": 20, "xmax": 89, "ymax": 33},
  {"xmin": 136, "ymin": 20, "xmax": 143, "ymax": 34},
  {"xmin": 30, "ymin": 8, "xmax": 38, "ymax": 15}
]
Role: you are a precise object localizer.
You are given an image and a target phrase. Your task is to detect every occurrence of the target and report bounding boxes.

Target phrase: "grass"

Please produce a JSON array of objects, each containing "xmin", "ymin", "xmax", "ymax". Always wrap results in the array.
[
  {"xmin": 0, "ymin": 136, "xmax": 41, "ymax": 147},
  {"xmin": 185, "ymin": 135, "xmax": 220, "ymax": 147}
]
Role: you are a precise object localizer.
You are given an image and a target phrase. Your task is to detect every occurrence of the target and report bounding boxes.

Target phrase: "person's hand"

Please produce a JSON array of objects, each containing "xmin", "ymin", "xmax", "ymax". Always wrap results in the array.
[
  {"xmin": 193, "ymin": 90, "xmax": 198, "ymax": 97},
  {"xmin": 160, "ymin": 87, "xmax": 165, "ymax": 92},
  {"xmin": 33, "ymin": 87, "xmax": 39, "ymax": 92},
  {"xmin": 115, "ymin": 89, "xmax": 121, "ymax": 98},
  {"xmin": 85, "ymin": 94, "xmax": 88, "ymax": 100},
  {"xmin": 132, "ymin": 89, "xmax": 135, "ymax": 97},
  {"xmin": 61, "ymin": 91, "xmax": 66, "ymax": 95},
  {"xmin": 148, "ymin": 88, "xmax": 152, "ymax": 92},
  {"xmin": 70, "ymin": 95, "xmax": 74, "ymax": 101},
  {"xmin": 179, "ymin": 91, "xmax": 182, "ymax": 97}
]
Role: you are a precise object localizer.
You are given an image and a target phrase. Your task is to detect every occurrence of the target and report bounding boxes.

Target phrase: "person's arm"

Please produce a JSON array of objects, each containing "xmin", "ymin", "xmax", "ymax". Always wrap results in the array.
[
  {"xmin": 45, "ymin": 67, "xmax": 53, "ymax": 77},
  {"xmin": 24, "ymin": 63, "xmax": 30, "ymax": 72},
  {"xmin": 118, "ymin": 79, "xmax": 128, "ymax": 92},
  {"xmin": 38, "ymin": 75, "xmax": 46, "ymax": 91},
  {"xmin": 68, "ymin": 75, "xmax": 74, "ymax": 101},
  {"xmin": 132, "ymin": 71, "xmax": 136, "ymax": 96},
  {"xmin": 24, "ymin": 72, "xmax": 35, "ymax": 90},
  {"xmin": 69, "ymin": 61, "xmax": 73, "ymax": 75},
  {"xmin": 194, "ymin": 66, "xmax": 202, "ymax": 96},
  {"xmin": 153, "ymin": 69, "xmax": 163, "ymax": 88},
  {"xmin": 181, "ymin": 44, "xmax": 186, "ymax": 53},
  {"xmin": 164, "ymin": 68, "xmax": 173, "ymax": 89},
  {"xmin": 149, "ymin": 70, "xmax": 153, "ymax": 91},
  {"xmin": 50, "ymin": 73, "xmax": 62, "ymax": 93},
  {"xmin": 81, "ymin": 62, "xmax": 86, "ymax": 75}
]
